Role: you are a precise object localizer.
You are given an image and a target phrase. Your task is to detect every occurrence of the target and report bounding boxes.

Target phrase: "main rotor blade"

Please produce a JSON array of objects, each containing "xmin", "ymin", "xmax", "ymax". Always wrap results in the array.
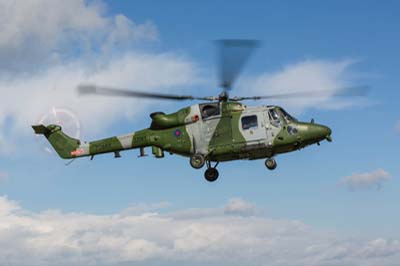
[
  {"xmin": 216, "ymin": 39, "xmax": 260, "ymax": 91},
  {"xmin": 231, "ymin": 85, "xmax": 369, "ymax": 101},
  {"xmin": 77, "ymin": 84, "xmax": 216, "ymax": 101}
]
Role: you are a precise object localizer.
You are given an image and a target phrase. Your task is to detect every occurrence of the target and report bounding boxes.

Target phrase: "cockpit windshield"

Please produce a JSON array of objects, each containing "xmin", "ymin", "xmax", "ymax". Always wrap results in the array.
[{"xmin": 278, "ymin": 108, "xmax": 297, "ymax": 122}]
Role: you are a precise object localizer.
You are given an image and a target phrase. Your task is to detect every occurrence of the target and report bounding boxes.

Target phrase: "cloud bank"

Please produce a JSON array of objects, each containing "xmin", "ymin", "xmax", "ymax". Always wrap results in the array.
[{"xmin": 0, "ymin": 196, "xmax": 399, "ymax": 266}]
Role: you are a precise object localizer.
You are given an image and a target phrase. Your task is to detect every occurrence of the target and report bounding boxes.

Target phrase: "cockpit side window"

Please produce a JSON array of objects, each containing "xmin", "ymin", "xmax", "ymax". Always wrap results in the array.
[
  {"xmin": 279, "ymin": 108, "xmax": 297, "ymax": 122},
  {"xmin": 241, "ymin": 115, "xmax": 258, "ymax": 130},
  {"xmin": 199, "ymin": 103, "xmax": 220, "ymax": 119},
  {"xmin": 268, "ymin": 109, "xmax": 282, "ymax": 127},
  {"xmin": 268, "ymin": 109, "xmax": 279, "ymax": 121}
]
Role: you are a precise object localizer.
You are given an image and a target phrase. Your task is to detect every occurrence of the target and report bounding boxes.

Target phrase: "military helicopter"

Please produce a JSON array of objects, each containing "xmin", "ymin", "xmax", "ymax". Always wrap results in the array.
[{"xmin": 33, "ymin": 40, "xmax": 366, "ymax": 182}]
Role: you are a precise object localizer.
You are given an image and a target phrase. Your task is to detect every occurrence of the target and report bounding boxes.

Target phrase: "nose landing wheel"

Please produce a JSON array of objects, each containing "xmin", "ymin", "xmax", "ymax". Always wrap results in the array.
[
  {"xmin": 204, "ymin": 161, "xmax": 219, "ymax": 182},
  {"xmin": 265, "ymin": 158, "xmax": 277, "ymax": 170},
  {"xmin": 190, "ymin": 154, "xmax": 205, "ymax": 169}
]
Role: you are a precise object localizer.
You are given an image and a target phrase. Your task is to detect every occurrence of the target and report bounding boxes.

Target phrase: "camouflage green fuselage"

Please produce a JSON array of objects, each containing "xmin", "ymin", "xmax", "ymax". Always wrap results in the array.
[{"xmin": 37, "ymin": 101, "xmax": 332, "ymax": 163}]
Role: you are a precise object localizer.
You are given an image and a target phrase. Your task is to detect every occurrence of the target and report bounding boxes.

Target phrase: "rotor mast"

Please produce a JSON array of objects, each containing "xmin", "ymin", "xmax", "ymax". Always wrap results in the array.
[{"xmin": 216, "ymin": 39, "xmax": 260, "ymax": 102}]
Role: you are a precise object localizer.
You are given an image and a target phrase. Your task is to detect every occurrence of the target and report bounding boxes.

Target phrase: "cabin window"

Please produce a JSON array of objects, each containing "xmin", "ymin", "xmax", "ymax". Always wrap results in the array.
[{"xmin": 242, "ymin": 115, "xmax": 258, "ymax": 130}]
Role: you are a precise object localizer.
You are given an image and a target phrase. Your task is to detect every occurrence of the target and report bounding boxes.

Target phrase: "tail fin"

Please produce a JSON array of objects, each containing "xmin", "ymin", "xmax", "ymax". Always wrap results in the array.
[{"xmin": 32, "ymin": 124, "xmax": 80, "ymax": 159}]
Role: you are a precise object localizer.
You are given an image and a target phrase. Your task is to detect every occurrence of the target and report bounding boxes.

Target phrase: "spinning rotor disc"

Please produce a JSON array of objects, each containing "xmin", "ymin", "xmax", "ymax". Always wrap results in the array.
[{"xmin": 36, "ymin": 107, "xmax": 81, "ymax": 154}]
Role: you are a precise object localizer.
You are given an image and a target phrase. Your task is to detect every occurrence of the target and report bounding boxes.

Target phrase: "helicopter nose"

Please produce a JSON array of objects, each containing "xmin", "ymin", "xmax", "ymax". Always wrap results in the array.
[{"xmin": 311, "ymin": 124, "xmax": 332, "ymax": 142}]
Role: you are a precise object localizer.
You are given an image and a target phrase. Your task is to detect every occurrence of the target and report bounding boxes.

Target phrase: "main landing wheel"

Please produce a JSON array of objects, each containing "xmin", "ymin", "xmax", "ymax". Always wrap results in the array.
[
  {"xmin": 190, "ymin": 154, "xmax": 205, "ymax": 169},
  {"xmin": 265, "ymin": 158, "xmax": 277, "ymax": 170},
  {"xmin": 204, "ymin": 161, "xmax": 220, "ymax": 182},
  {"xmin": 204, "ymin": 168, "xmax": 219, "ymax": 182}
]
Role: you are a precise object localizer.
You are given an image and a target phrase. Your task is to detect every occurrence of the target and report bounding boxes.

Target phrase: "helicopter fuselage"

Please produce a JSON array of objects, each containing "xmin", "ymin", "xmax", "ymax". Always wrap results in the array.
[
  {"xmin": 33, "ymin": 101, "xmax": 332, "ymax": 165},
  {"xmin": 146, "ymin": 101, "xmax": 332, "ymax": 162}
]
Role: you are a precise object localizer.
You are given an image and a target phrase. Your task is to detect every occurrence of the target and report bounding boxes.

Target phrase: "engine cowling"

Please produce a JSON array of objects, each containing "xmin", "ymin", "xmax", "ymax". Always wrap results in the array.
[{"xmin": 150, "ymin": 107, "xmax": 191, "ymax": 129}]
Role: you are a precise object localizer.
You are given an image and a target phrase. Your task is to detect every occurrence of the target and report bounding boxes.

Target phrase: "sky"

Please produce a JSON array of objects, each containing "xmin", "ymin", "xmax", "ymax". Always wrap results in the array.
[{"xmin": 0, "ymin": 0, "xmax": 399, "ymax": 265}]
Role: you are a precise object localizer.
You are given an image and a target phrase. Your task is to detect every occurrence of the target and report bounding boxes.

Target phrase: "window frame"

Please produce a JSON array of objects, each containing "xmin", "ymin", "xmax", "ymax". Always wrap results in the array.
[{"xmin": 199, "ymin": 103, "xmax": 220, "ymax": 119}]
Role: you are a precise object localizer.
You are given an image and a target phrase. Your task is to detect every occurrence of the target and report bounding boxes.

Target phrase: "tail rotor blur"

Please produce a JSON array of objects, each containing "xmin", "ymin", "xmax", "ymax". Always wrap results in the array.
[{"xmin": 36, "ymin": 107, "xmax": 81, "ymax": 155}]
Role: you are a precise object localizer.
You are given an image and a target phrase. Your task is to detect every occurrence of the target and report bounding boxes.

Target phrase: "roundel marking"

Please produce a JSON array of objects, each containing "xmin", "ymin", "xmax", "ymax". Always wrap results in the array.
[{"xmin": 174, "ymin": 129, "xmax": 182, "ymax": 137}]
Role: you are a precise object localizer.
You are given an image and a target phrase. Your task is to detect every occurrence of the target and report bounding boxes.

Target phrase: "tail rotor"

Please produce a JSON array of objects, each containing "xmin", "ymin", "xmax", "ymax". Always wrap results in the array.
[{"xmin": 35, "ymin": 107, "xmax": 81, "ymax": 155}]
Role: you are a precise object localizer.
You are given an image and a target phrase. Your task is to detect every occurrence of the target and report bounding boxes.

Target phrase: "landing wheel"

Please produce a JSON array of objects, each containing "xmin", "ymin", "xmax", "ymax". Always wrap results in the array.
[
  {"xmin": 190, "ymin": 154, "xmax": 205, "ymax": 169},
  {"xmin": 204, "ymin": 168, "xmax": 219, "ymax": 182},
  {"xmin": 265, "ymin": 158, "xmax": 277, "ymax": 170}
]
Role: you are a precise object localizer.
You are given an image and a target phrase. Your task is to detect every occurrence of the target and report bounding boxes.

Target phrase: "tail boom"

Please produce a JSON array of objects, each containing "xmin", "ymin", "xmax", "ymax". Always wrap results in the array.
[{"xmin": 32, "ymin": 124, "xmax": 153, "ymax": 159}]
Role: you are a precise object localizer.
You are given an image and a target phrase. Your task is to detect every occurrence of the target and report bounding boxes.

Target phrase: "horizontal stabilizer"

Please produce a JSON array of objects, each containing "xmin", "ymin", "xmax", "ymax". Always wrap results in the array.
[{"xmin": 32, "ymin": 125, "xmax": 50, "ymax": 135}]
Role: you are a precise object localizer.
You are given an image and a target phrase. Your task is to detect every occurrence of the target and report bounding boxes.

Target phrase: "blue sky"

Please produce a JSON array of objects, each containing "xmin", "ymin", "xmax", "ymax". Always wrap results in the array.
[{"xmin": 0, "ymin": 0, "xmax": 399, "ymax": 265}]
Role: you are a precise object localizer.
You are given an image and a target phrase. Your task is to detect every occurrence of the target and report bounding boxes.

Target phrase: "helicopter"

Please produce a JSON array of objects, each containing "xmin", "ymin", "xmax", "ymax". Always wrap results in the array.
[{"xmin": 32, "ymin": 40, "xmax": 365, "ymax": 182}]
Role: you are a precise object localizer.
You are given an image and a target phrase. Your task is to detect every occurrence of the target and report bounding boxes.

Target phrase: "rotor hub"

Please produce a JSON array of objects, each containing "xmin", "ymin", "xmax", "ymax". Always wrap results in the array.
[{"xmin": 218, "ymin": 91, "xmax": 229, "ymax": 102}]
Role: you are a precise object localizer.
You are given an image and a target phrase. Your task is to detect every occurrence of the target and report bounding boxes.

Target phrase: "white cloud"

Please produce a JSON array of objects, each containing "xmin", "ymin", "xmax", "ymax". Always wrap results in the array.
[
  {"xmin": 223, "ymin": 197, "xmax": 257, "ymax": 216},
  {"xmin": 0, "ymin": 0, "xmax": 157, "ymax": 72},
  {"xmin": 359, "ymin": 239, "xmax": 400, "ymax": 259},
  {"xmin": 0, "ymin": 196, "xmax": 399, "ymax": 266},
  {"xmin": 169, "ymin": 198, "xmax": 257, "ymax": 220},
  {"xmin": 120, "ymin": 201, "xmax": 170, "ymax": 216},
  {"xmin": 240, "ymin": 59, "xmax": 366, "ymax": 113},
  {"xmin": 339, "ymin": 169, "xmax": 391, "ymax": 191}
]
